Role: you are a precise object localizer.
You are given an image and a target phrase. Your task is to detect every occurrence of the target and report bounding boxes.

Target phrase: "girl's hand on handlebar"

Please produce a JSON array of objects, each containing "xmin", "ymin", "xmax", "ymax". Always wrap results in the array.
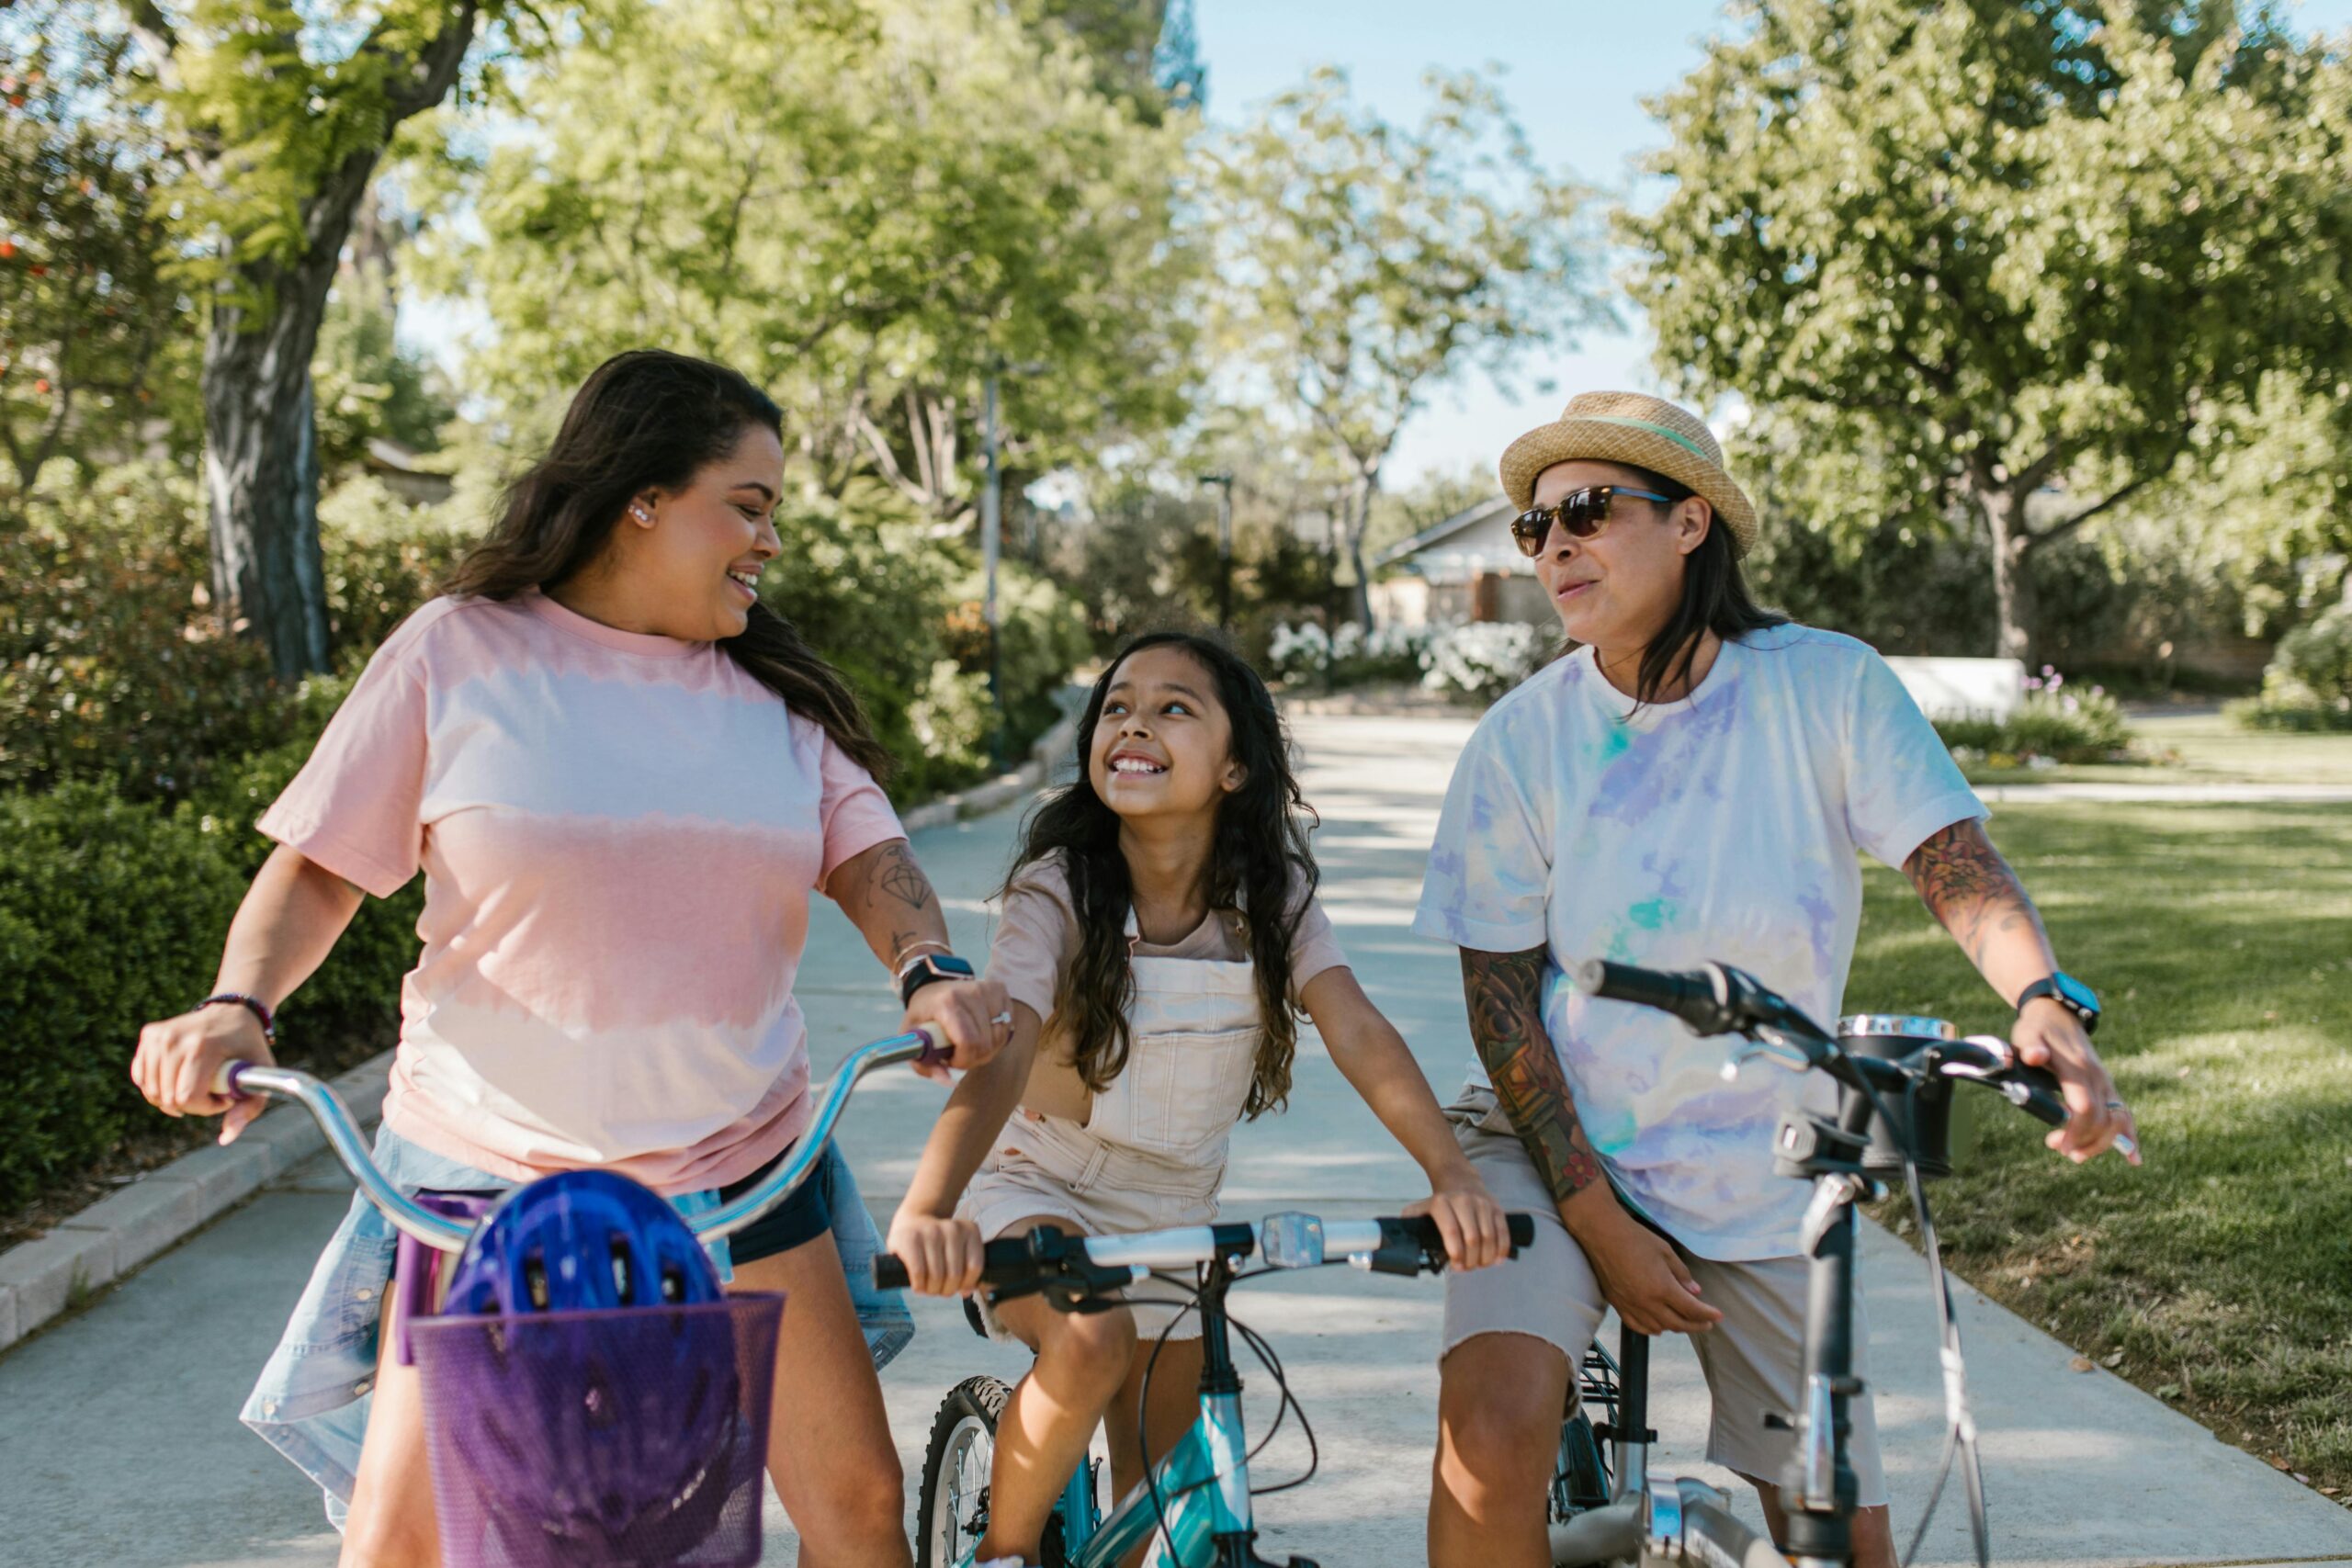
[
  {"xmin": 1560, "ymin": 1185, "xmax": 1724, "ymax": 1336},
  {"xmin": 1406, "ymin": 1170, "xmax": 1512, "ymax": 1271},
  {"xmin": 131, "ymin": 1005, "xmax": 274, "ymax": 1145},
  {"xmin": 2013, "ymin": 1000, "xmax": 2141, "ymax": 1166},
  {"xmin": 885, "ymin": 1208, "xmax": 986, "ymax": 1297},
  {"xmin": 900, "ymin": 977, "xmax": 1015, "ymax": 1083}
]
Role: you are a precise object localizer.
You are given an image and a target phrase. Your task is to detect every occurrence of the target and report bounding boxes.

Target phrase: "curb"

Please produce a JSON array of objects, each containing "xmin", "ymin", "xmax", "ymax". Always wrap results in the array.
[
  {"xmin": 896, "ymin": 687, "xmax": 1084, "ymax": 834},
  {"xmin": 0, "ymin": 689, "xmax": 1091, "ymax": 1358},
  {"xmin": 0, "ymin": 1053, "xmax": 393, "ymax": 1355}
]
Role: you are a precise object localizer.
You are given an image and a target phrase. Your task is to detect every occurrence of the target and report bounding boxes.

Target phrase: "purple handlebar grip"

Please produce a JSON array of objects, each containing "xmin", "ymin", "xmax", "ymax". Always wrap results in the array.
[{"xmin": 914, "ymin": 1026, "xmax": 953, "ymax": 1071}]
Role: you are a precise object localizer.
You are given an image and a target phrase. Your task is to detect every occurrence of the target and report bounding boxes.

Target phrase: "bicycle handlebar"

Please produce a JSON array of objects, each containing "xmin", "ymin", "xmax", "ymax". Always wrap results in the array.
[
  {"xmin": 1577, "ymin": 959, "xmax": 2073, "ymax": 1129},
  {"xmin": 872, "ymin": 1212, "xmax": 1535, "ymax": 1296},
  {"xmin": 211, "ymin": 1023, "xmax": 952, "ymax": 1254}
]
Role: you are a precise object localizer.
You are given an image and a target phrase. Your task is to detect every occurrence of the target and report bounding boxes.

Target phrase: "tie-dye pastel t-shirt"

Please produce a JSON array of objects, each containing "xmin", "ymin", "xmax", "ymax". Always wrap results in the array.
[
  {"xmin": 1412, "ymin": 624, "xmax": 1984, "ymax": 1259},
  {"xmin": 257, "ymin": 592, "xmax": 905, "ymax": 1195}
]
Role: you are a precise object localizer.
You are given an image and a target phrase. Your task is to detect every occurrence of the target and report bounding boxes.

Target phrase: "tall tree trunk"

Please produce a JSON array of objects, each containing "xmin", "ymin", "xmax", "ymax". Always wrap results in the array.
[
  {"xmin": 1343, "ymin": 470, "xmax": 1376, "ymax": 627},
  {"xmin": 1973, "ymin": 476, "xmax": 2034, "ymax": 664},
  {"xmin": 189, "ymin": 5, "xmax": 481, "ymax": 680},
  {"xmin": 202, "ymin": 240, "xmax": 348, "ymax": 678}
]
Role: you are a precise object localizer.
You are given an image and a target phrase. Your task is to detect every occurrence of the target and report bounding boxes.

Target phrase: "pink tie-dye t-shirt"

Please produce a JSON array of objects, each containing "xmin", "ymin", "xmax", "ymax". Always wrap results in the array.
[{"xmin": 258, "ymin": 591, "xmax": 905, "ymax": 1194}]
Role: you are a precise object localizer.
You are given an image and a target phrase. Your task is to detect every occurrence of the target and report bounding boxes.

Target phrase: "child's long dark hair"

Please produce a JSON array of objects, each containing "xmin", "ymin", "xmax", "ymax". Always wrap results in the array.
[{"xmin": 1004, "ymin": 632, "xmax": 1317, "ymax": 1119}]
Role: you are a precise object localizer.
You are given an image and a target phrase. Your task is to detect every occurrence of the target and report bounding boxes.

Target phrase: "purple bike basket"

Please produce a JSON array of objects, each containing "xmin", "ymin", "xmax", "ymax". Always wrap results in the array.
[{"xmin": 409, "ymin": 1292, "xmax": 786, "ymax": 1568}]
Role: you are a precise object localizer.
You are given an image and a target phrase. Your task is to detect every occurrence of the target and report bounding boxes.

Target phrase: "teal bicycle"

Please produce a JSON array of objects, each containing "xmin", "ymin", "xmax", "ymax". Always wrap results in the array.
[{"xmin": 876, "ymin": 1211, "xmax": 1532, "ymax": 1568}]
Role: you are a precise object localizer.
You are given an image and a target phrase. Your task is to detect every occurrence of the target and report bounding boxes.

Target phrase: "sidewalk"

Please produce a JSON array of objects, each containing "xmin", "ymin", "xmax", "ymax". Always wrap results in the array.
[{"xmin": 1, "ymin": 710, "xmax": 2344, "ymax": 1566}]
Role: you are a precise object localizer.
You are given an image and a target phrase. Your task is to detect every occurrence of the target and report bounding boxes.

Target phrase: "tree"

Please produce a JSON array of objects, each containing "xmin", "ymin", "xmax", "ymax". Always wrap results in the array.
[
  {"xmin": 433, "ymin": 0, "xmax": 1196, "ymax": 527},
  {"xmin": 1628, "ymin": 0, "xmax": 2352, "ymax": 660},
  {"xmin": 1205, "ymin": 66, "xmax": 1600, "ymax": 626},
  {"xmin": 0, "ymin": 6, "xmax": 198, "ymax": 496},
  {"xmin": 124, "ymin": 0, "xmax": 497, "ymax": 677}
]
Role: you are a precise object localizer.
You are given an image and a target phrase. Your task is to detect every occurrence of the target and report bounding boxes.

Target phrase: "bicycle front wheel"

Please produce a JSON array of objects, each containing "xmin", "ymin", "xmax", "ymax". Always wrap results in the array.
[{"xmin": 919, "ymin": 1375, "xmax": 1011, "ymax": 1568}]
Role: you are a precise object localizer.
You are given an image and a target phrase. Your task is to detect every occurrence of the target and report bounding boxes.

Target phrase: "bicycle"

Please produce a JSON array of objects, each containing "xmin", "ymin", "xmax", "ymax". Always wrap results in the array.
[
  {"xmin": 877, "ymin": 1210, "xmax": 1536, "ymax": 1568},
  {"xmin": 209, "ymin": 1023, "xmax": 951, "ymax": 1568},
  {"xmin": 1532, "ymin": 957, "xmax": 2124, "ymax": 1568}
]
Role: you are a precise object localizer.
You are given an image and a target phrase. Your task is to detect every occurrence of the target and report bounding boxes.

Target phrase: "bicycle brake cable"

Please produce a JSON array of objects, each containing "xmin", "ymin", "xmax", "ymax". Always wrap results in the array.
[{"xmin": 1894, "ymin": 1076, "xmax": 1992, "ymax": 1568}]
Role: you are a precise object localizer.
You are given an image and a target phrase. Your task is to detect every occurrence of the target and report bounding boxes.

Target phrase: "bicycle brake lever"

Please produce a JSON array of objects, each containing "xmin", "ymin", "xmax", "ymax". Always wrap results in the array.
[{"xmin": 1722, "ymin": 1025, "xmax": 1815, "ymax": 1080}]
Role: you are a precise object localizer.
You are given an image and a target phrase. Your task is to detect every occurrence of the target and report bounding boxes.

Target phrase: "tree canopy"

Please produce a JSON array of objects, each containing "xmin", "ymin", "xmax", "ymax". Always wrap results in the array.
[
  {"xmin": 1627, "ymin": 0, "xmax": 2352, "ymax": 658},
  {"xmin": 1205, "ymin": 65, "xmax": 1600, "ymax": 624},
  {"xmin": 431, "ymin": 0, "xmax": 1197, "ymax": 525}
]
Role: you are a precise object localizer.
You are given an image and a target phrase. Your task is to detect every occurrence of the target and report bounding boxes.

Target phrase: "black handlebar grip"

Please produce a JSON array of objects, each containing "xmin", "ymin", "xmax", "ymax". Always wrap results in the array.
[
  {"xmin": 2009, "ymin": 1063, "xmax": 2070, "ymax": 1128},
  {"xmin": 1391, "ymin": 1212, "xmax": 1538, "ymax": 1258},
  {"xmin": 873, "ymin": 1254, "xmax": 910, "ymax": 1291},
  {"xmin": 1576, "ymin": 959, "xmax": 1721, "ymax": 1026}
]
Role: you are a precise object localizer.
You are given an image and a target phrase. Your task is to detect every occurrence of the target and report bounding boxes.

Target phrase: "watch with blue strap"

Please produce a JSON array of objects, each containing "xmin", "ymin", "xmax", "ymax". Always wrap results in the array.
[{"xmin": 2017, "ymin": 971, "xmax": 2100, "ymax": 1034}]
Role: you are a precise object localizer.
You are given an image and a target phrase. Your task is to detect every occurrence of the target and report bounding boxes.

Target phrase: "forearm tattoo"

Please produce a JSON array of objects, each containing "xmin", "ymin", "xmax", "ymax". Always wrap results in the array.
[
  {"xmin": 1462, "ymin": 946, "xmax": 1605, "ymax": 1202},
  {"xmin": 1902, "ymin": 819, "xmax": 2050, "ymax": 974}
]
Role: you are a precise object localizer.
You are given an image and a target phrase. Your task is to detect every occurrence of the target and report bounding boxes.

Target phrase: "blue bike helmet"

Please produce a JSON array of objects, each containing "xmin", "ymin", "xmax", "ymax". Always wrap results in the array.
[
  {"xmin": 440, "ymin": 1167, "xmax": 724, "ymax": 1315},
  {"xmin": 416, "ymin": 1169, "xmax": 772, "ymax": 1567}
]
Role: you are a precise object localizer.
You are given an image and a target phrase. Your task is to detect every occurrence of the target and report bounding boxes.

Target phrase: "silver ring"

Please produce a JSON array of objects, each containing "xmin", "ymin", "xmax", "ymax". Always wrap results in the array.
[
  {"xmin": 991, "ymin": 1010, "xmax": 1012, "ymax": 1029},
  {"xmin": 2105, "ymin": 1100, "xmax": 2127, "ymax": 1111}
]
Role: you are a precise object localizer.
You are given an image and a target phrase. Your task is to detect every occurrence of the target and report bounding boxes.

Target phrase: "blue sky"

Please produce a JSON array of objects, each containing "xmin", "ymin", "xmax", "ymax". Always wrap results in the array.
[{"xmin": 1193, "ymin": 0, "xmax": 2352, "ymax": 486}]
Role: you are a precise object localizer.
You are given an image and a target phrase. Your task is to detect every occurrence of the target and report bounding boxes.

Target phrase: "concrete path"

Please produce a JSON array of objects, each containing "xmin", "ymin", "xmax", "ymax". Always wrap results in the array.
[
  {"xmin": 4, "ymin": 711, "xmax": 2346, "ymax": 1566},
  {"xmin": 1973, "ymin": 781, "xmax": 2352, "ymax": 803}
]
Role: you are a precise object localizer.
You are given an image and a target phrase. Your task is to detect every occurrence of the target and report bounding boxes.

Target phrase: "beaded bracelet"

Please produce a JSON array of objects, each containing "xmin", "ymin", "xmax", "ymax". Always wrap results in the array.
[{"xmin": 199, "ymin": 991, "xmax": 277, "ymax": 1045}]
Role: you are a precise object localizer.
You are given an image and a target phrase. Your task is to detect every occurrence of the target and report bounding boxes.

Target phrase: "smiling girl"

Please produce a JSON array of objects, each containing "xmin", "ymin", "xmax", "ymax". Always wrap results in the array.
[{"xmin": 886, "ymin": 632, "xmax": 1510, "ymax": 1568}]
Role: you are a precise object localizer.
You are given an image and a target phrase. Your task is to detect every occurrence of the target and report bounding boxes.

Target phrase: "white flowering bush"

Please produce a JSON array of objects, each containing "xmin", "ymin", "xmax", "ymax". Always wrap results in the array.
[
  {"xmin": 1268, "ymin": 621, "xmax": 1434, "ymax": 687},
  {"xmin": 1422, "ymin": 621, "xmax": 1548, "ymax": 705},
  {"xmin": 1268, "ymin": 622, "xmax": 1335, "ymax": 682}
]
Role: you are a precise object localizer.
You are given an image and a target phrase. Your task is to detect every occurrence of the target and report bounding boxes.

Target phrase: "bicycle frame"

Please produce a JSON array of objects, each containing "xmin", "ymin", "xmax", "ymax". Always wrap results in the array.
[{"xmin": 948, "ymin": 1252, "xmax": 1264, "ymax": 1568}]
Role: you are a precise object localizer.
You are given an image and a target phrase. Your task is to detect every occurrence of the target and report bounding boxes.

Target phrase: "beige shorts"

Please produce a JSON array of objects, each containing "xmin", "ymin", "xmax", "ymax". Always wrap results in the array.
[
  {"xmin": 1441, "ymin": 1087, "xmax": 1888, "ymax": 1506},
  {"xmin": 958, "ymin": 1111, "xmax": 1221, "ymax": 1345}
]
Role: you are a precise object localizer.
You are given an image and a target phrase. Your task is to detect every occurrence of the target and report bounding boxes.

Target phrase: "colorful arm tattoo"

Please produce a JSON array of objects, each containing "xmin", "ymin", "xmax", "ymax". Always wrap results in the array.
[
  {"xmin": 1460, "ymin": 945, "xmax": 1606, "ymax": 1203},
  {"xmin": 1902, "ymin": 818, "xmax": 2053, "ymax": 977}
]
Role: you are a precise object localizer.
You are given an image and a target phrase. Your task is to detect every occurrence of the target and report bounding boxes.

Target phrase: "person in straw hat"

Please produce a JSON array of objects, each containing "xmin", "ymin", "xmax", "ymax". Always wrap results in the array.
[{"xmin": 1408, "ymin": 391, "xmax": 2137, "ymax": 1567}]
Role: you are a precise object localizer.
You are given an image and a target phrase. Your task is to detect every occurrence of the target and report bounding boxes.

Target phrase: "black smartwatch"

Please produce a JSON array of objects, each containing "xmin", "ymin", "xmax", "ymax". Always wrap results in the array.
[
  {"xmin": 898, "ymin": 953, "xmax": 976, "ymax": 1009},
  {"xmin": 2017, "ymin": 972, "xmax": 2100, "ymax": 1035}
]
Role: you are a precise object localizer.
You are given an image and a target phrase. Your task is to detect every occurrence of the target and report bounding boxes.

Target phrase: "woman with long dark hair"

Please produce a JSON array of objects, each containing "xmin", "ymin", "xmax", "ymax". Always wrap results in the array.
[
  {"xmin": 885, "ymin": 632, "xmax": 1511, "ymax": 1568},
  {"xmin": 131, "ymin": 349, "xmax": 1012, "ymax": 1566}
]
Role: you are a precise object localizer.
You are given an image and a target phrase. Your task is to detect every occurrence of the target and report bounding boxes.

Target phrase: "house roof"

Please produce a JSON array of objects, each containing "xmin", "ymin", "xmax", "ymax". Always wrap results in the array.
[{"xmin": 1373, "ymin": 495, "xmax": 1515, "ymax": 570}]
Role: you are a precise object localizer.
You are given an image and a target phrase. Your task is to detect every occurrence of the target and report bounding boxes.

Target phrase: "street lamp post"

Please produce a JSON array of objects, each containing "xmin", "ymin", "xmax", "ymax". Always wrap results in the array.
[
  {"xmin": 982, "ymin": 372, "xmax": 1004, "ymax": 771},
  {"xmin": 979, "ymin": 358, "xmax": 1046, "ymax": 772},
  {"xmin": 1198, "ymin": 472, "xmax": 1234, "ymax": 633}
]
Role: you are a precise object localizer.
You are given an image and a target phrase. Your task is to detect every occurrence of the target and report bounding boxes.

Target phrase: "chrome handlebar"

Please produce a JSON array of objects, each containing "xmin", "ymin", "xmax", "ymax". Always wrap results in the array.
[{"xmin": 212, "ymin": 1023, "xmax": 950, "ymax": 1254}]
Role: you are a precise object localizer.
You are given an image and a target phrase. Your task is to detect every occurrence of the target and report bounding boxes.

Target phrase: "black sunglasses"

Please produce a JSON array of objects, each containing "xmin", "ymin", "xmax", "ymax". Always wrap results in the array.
[{"xmin": 1509, "ymin": 486, "xmax": 1676, "ymax": 558}]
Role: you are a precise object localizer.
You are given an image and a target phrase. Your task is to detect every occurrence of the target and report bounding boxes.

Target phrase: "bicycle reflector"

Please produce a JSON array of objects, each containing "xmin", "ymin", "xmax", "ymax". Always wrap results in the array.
[{"xmin": 408, "ymin": 1169, "xmax": 784, "ymax": 1568}]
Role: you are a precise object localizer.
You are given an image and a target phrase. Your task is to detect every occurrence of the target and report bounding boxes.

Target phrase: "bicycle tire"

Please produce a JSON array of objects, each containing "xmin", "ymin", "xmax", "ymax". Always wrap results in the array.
[
  {"xmin": 1654, "ymin": 1499, "xmax": 1785, "ymax": 1568},
  {"xmin": 1552, "ymin": 1410, "xmax": 1614, "ymax": 1521},
  {"xmin": 918, "ymin": 1375, "xmax": 1012, "ymax": 1568}
]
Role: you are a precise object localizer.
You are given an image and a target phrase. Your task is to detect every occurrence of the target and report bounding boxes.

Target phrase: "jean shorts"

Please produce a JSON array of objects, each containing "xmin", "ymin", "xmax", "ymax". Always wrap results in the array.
[{"xmin": 241, "ymin": 1122, "xmax": 913, "ymax": 1526}]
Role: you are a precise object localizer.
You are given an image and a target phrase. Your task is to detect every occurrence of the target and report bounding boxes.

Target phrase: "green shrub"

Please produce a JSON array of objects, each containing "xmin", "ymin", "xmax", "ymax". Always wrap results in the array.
[
  {"xmin": 0, "ymin": 464, "xmax": 286, "ymax": 803},
  {"xmin": 0, "ymin": 778, "xmax": 422, "ymax": 1212},
  {"xmin": 1935, "ymin": 671, "xmax": 2135, "ymax": 765},
  {"xmin": 2230, "ymin": 601, "xmax": 2352, "ymax": 732},
  {"xmin": 0, "ymin": 467, "xmax": 463, "ymax": 806}
]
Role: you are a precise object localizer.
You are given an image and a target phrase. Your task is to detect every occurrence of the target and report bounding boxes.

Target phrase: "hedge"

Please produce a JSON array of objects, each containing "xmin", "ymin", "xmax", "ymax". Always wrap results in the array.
[{"xmin": 0, "ymin": 749, "xmax": 423, "ymax": 1213}]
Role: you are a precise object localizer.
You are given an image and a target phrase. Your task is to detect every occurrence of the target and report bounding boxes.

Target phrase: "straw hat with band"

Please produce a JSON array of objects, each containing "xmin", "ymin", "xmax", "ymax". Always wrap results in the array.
[{"xmin": 1498, "ymin": 391, "xmax": 1758, "ymax": 558}]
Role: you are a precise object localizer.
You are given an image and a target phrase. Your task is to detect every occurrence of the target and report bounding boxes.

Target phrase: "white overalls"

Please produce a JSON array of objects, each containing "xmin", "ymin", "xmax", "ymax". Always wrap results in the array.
[{"xmin": 959, "ymin": 914, "xmax": 1264, "ymax": 1342}]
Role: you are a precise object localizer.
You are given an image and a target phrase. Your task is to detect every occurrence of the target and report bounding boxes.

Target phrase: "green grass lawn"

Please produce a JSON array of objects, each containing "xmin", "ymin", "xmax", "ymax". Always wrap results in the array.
[
  {"xmin": 1851, "ymin": 801, "xmax": 2352, "ymax": 1498},
  {"xmin": 1961, "ymin": 711, "xmax": 2352, "ymax": 788}
]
